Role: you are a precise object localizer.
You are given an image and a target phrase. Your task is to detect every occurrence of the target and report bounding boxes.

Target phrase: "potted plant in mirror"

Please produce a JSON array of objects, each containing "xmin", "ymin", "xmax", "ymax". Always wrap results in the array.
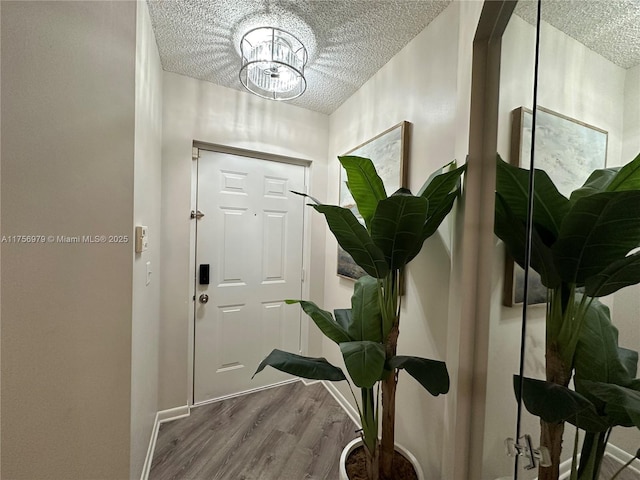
[
  {"xmin": 254, "ymin": 156, "xmax": 465, "ymax": 480},
  {"xmin": 494, "ymin": 152, "xmax": 640, "ymax": 480}
]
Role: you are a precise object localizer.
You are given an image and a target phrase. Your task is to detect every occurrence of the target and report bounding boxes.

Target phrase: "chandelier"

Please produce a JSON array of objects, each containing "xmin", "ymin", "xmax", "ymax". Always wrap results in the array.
[{"xmin": 239, "ymin": 27, "xmax": 308, "ymax": 101}]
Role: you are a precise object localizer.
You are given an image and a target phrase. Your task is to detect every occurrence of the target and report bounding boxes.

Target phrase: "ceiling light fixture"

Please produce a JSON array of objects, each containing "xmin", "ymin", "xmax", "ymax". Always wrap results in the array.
[{"xmin": 239, "ymin": 27, "xmax": 308, "ymax": 101}]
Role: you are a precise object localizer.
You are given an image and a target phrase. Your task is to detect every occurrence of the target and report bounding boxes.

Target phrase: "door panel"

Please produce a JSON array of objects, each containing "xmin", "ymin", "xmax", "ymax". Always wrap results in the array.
[{"xmin": 194, "ymin": 150, "xmax": 305, "ymax": 403}]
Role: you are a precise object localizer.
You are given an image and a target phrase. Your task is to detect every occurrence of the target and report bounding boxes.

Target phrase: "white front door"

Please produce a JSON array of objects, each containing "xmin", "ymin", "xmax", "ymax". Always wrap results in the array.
[{"xmin": 193, "ymin": 150, "xmax": 306, "ymax": 403}]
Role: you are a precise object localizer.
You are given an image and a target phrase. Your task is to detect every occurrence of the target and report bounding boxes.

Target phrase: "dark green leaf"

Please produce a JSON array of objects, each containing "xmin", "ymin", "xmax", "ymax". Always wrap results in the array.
[
  {"xmin": 496, "ymin": 156, "xmax": 570, "ymax": 239},
  {"xmin": 618, "ymin": 347, "xmax": 639, "ymax": 379},
  {"xmin": 574, "ymin": 299, "xmax": 633, "ymax": 386},
  {"xmin": 552, "ymin": 191, "xmax": 640, "ymax": 285},
  {"xmin": 349, "ymin": 276, "xmax": 383, "ymax": 342},
  {"xmin": 339, "ymin": 341, "xmax": 386, "ymax": 388},
  {"xmin": 577, "ymin": 380, "xmax": 640, "ymax": 429},
  {"xmin": 570, "ymin": 168, "xmax": 620, "ymax": 203},
  {"xmin": 286, "ymin": 300, "xmax": 352, "ymax": 344},
  {"xmin": 334, "ymin": 309, "xmax": 352, "ymax": 332},
  {"xmin": 513, "ymin": 376, "xmax": 609, "ymax": 432},
  {"xmin": 418, "ymin": 162, "xmax": 466, "ymax": 219},
  {"xmin": 494, "ymin": 193, "xmax": 561, "ymax": 288},
  {"xmin": 370, "ymin": 190, "xmax": 427, "ymax": 271},
  {"xmin": 339, "ymin": 156, "xmax": 387, "ymax": 228},
  {"xmin": 254, "ymin": 349, "xmax": 346, "ymax": 381},
  {"xmin": 420, "ymin": 191, "xmax": 457, "ymax": 241},
  {"xmin": 390, "ymin": 356, "xmax": 449, "ymax": 396},
  {"xmin": 584, "ymin": 252, "xmax": 640, "ymax": 297},
  {"xmin": 290, "ymin": 189, "xmax": 321, "ymax": 205},
  {"xmin": 607, "ymin": 152, "xmax": 640, "ymax": 192},
  {"xmin": 312, "ymin": 204, "xmax": 389, "ymax": 278}
]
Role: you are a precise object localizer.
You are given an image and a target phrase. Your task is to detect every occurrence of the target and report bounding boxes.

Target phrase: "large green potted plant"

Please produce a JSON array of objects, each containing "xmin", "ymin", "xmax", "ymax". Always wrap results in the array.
[
  {"xmin": 254, "ymin": 156, "xmax": 465, "ymax": 480},
  {"xmin": 494, "ymin": 152, "xmax": 640, "ymax": 480}
]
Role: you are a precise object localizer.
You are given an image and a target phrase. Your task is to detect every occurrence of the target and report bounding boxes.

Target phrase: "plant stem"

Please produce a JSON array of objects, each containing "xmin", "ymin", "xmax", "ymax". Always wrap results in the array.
[
  {"xmin": 380, "ymin": 270, "xmax": 401, "ymax": 479},
  {"xmin": 380, "ymin": 351, "xmax": 398, "ymax": 480}
]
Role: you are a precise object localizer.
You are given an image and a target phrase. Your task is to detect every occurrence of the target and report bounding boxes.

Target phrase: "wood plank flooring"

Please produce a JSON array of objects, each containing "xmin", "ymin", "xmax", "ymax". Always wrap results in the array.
[
  {"xmin": 599, "ymin": 454, "xmax": 639, "ymax": 480},
  {"xmin": 149, "ymin": 381, "xmax": 359, "ymax": 480}
]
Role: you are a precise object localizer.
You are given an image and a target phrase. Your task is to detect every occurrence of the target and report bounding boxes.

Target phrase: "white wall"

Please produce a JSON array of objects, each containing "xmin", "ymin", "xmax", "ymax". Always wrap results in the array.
[
  {"xmin": 131, "ymin": 1, "xmax": 163, "ymax": 478},
  {"xmin": 1, "ymin": 2, "xmax": 136, "ymax": 478},
  {"xmin": 483, "ymin": 14, "xmax": 637, "ymax": 479},
  {"xmin": 159, "ymin": 73, "xmax": 330, "ymax": 410},
  {"xmin": 325, "ymin": 3, "xmax": 481, "ymax": 477}
]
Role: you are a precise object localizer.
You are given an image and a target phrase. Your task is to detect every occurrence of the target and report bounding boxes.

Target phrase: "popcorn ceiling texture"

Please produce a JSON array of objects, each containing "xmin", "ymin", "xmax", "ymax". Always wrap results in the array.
[
  {"xmin": 514, "ymin": 0, "xmax": 640, "ymax": 70},
  {"xmin": 146, "ymin": 0, "xmax": 451, "ymax": 114}
]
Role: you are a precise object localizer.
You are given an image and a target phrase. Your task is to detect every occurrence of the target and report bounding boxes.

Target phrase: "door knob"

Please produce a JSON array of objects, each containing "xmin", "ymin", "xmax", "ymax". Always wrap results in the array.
[{"xmin": 199, "ymin": 294, "xmax": 209, "ymax": 304}]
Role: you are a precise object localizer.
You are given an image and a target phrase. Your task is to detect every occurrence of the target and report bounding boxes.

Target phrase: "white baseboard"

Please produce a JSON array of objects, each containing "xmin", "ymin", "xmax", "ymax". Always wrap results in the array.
[
  {"xmin": 555, "ymin": 442, "xmax": 640, "ymax": 479},
  {"xmin": 605, "ymin": 443, "xmax": 640, "ymax": 475},
  {"xmin": 192, "ymin": 378, "xmax": 299, "ymax": 408},
  {"xmin": 140, "ymin": 405, "xmax": 190, "ymax": 480},
  {"xmin": 320, "ymin": 380, "xmax": 362, "ymax": 429}
]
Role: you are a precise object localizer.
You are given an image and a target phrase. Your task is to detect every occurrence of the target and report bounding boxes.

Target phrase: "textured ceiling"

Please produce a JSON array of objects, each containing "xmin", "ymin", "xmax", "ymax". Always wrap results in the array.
[
  {"xmin": 514, "ymin": 0, "xmax": 640, "ymax": 69},
  {"xmin": 146, "ymin": 0, "xmax": 451, "ymax": 114},
  {"xmin": 147, "ymin": 1, "xmax": 640, "ymax": 115}
]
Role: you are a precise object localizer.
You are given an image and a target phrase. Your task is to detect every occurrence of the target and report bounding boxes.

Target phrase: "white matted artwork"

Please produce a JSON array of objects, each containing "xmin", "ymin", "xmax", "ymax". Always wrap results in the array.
[
  {"xmin": 337, "ymin": 121, "xmax": 410, "ymax": 280},
  {"xmin": 504, "ymin": 106, "xmax": 608, "ymax": 306}
]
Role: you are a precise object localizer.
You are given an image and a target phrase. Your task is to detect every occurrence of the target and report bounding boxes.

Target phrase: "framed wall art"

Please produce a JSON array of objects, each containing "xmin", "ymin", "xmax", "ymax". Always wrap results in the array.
[
  {"xmin": 337, "ymin": 121, "xmax": 411, "ymax": 280},
  {"xmin": 503, "ymin": 106, "xmax": 608, "ymax": 306}
]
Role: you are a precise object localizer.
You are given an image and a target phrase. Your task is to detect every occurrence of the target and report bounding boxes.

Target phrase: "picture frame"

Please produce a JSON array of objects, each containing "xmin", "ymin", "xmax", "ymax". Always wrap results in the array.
[
  {"xmin": 503, "ymin": 106, "xmax": 608, "ymax": 306},
  {"xmin": 337, "ymin": 121, "xmax": 411, "ymax": 280}
]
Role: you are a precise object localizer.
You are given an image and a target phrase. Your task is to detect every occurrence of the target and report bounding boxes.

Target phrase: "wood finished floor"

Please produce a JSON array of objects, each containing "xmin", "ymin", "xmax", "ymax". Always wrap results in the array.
[
  {"xmin": 149, "ymin": 381, "xmax": 359, "ymax": 480},
  {"xmin": 598, "ymin": 454, "xmax": 639, "ymax": 480}
]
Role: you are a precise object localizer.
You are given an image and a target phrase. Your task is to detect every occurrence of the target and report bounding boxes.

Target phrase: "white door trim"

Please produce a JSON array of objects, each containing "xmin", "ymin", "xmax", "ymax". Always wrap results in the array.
[{"xmin": 187, "ymin": 141, "xmax": 313, "ymax": 407}]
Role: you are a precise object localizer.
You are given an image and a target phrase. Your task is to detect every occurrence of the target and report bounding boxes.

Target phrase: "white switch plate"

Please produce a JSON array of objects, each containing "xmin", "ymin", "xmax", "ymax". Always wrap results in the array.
[
  {"xmin": 135, "ymin": 225, "xmax": 148, "ymax": 253},
  {"xmin": 146, "ymin": 261, "xmax": 152, "ymax": 286}
]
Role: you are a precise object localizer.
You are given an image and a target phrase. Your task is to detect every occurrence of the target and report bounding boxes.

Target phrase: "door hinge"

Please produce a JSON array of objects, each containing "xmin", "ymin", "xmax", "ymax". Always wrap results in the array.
[
  {"xmin": 191, "ymin": 210, "xmax": 205, "ymax": 219},
  {"xmin": 505, "ymin": 435, "xmax": 551, "ymax": 470},
  {"xmin": 301, "ymin": 268, "xmax": 305, "ymax": 282},
  {"xmin": 192, "ymin": 147, "xmax": 200, "ymax": 160}
]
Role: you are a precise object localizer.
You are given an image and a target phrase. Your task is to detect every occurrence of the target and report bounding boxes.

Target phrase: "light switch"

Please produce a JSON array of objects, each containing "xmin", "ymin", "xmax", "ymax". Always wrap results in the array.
[
  {"xmin": 135, "ymin": 225, "xmax": 148, "ymax": 253},
  {"xmin": 146, "ymin": 261, "xmax": 152, "ymax": 286}
]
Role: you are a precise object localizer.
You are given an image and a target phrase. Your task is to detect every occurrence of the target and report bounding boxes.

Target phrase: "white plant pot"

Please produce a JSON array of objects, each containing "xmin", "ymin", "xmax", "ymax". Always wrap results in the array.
[{"xmin": 339, "ymin": 438, "xmax": 425, "ymax": 480}]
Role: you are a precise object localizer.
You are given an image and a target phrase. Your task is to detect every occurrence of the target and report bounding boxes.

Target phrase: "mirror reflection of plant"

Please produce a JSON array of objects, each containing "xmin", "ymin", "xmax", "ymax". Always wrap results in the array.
[
  {"xmin": 255, "ymin": 156, "xmax": 465, "ymax": 480},
  {"xmin": 495, "ymin": 152, "xmax": 640, "ymax": 480}
]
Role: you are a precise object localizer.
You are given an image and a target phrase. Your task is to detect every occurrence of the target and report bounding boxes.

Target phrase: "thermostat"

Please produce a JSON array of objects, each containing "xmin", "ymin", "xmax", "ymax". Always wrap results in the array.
[{"xmin": 135, "ymin": 226, "xmax": 148, "ymax": 253}]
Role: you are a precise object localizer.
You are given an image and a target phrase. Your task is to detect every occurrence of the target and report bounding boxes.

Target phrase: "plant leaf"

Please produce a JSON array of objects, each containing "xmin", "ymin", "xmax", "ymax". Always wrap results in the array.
[
  {"xmin": 349, "ymin": 276, "xmax": 383, "ymax": 342},
  {"xmin": 570, "ymin": 168, "xmax": 620, "ymax": 203},
  {"xmin": 339, "ymin": 156, "xmax": 387, "ymax": 228},
  {"xmin": 513, "ymin": 376, "xmax": 609, "ymax": 432},
  {"xmin": 420, "ymin": 191, "xmax": 457, "ymax": 241},
  {"xmin": 552, "ymin": 191, "xmax": 640, "ymax": 285},
  {"xmin": 339, "ymin": 341, "xmax": 386, "ymax": 388},
  {"xmin": 390, "ymin": 356, "xmax": 449, "ymax": 396},
  {"xmin": 584, "ymin": 252, "xmax": 640, "ymax": 297},
  {"xmin": 577, "ymin": 380, "xmax": 640, "ymax": 429},
  {"xmin": 286, "ymin": 300, "xmax": 352, "ymax": 344},
  {"xmin": 418, "ymin": 162, "xmax": 466, "ymax": 219},
  {"xmin": 607, "ymin": 152, "xmax": 640, "ymax": 192},
  {"xmin": 254, "ymin": 349, "xmax": 347, "ymax": 382},
  {"xmin": 496, "ymin": 156, "xmax": 570, "ymax": 240},
  {"xmin": 618, "ymin": 347, "xmax": 639, "ymax": 379},
  {"xmin": 370, "ymin": 189, "xmax": 428, "ymax": 271},
  {"xmin": 312, "ymin": 204, "xmax": 389, "ymax": 278},
  {"xmin": 334, "ymin": 308, "xmax": 352, "ymax": 332},
  {"xmin": 574, "ymin": 299, "xmax": 633, "ymax": 386},
  {"xmin": 494, "ymin": 193, "xmax": 561, "ymax": 288}
]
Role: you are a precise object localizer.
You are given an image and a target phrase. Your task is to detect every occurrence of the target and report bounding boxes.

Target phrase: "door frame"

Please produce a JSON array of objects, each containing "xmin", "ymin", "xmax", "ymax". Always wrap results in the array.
[{"xmin": 187, "ymin": 141, "xmax": 313, "ymax": 407}]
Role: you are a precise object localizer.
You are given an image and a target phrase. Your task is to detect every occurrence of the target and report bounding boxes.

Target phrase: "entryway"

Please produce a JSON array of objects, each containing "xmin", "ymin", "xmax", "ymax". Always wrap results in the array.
[{"xmin": 192, "ymin": 148, "xmax": 307, "ymax": 404}]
